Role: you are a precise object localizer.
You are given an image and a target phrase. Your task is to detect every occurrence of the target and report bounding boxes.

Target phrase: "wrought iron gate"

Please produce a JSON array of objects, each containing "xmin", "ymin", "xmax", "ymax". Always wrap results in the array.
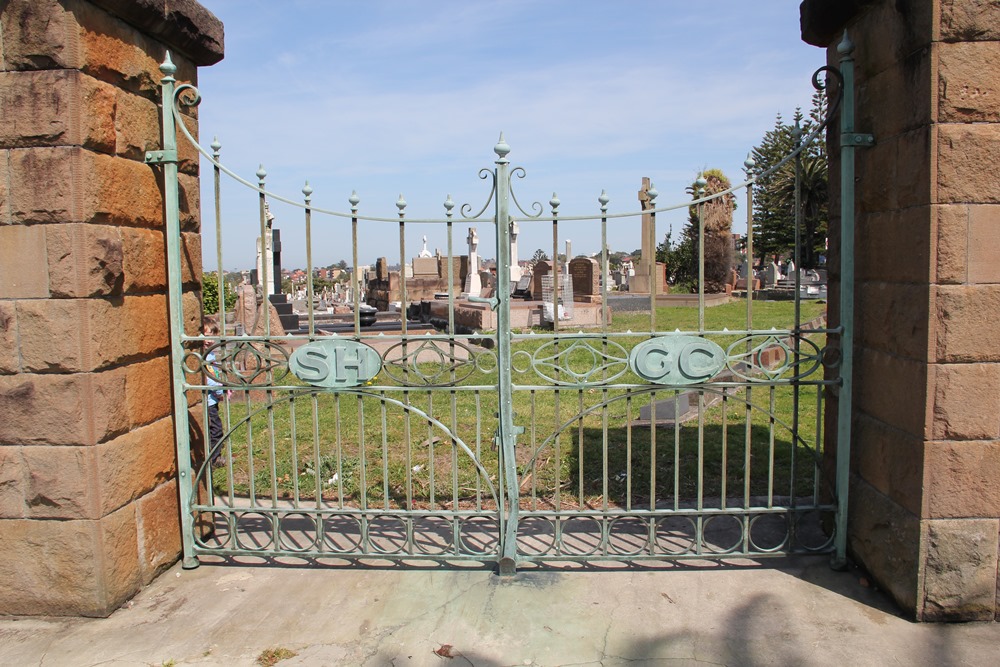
[{"xmin": 150, "ymin": 37, "xmax": 863, "ymax": 572}]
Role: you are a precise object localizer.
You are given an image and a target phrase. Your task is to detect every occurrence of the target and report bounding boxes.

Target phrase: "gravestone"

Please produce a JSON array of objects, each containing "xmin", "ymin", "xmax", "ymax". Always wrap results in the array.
[
  {"xmin": 531, "ymin": 260, "xmax": 552, "ymax": 299},
  {"xmin": 569, "ymin": 257, "xmax": 600, "ymax": 303}
]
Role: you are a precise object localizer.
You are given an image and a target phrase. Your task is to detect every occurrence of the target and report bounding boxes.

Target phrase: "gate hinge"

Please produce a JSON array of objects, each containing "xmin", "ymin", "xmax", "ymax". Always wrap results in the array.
[
  {"xmin": 841, "ymin": 133, "xmax": 875, "ymax": 148},
  {"xmin": 144, "ymin": 149, "xmax": 179, "ymax": 164}
]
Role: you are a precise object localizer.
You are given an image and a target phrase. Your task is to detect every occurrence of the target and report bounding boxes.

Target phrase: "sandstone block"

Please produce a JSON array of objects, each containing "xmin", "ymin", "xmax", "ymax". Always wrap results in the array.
[
  {"xmin": 125, "ymin": 355, "xmax": 172, "ymax": 427},
  {"xmin": 938, "ymin": 124, "xmax": 1000, "ymax": 204},
  {"xmin": 932, "ymin": 363, "xmax": 1000, "ymax": 440},
  {"xmin": 935, "ymin": 285, "xmax": 1000, "ymax": 362},
  {"xmin": 0, "ymin": 518, "xmax": 103, "ymax": 616},
  {"xmin": 96, "ymin": 418, "xmax": 176, "ymax": 516},
  {"xmin": 921, "ymin": 518, "xmax": 999, "ymax": 621},
  {"xmin": 121, "ymin": 227, "xmax": 166, "ymax": 292},
  {"xmin": 113, "ymin": 87, "xmax": 161, "ymax": 161},
  {"xmin": 0, "ymin": 224, "xmax": 49, "ymax": 298},
  {"xmin": 0, "ymin": 70, "xmax": 116, "ymax": 152},
  {"xmin": 827, "ymin": 0, "xmax": 932, "ymax": 78},
  {"xmin": 857, "ymin": 206, "xmax": 932, "ymax": 284},
  {"xmin": 8, "ymin": 147, "xmax": 163, "ymax": 226},
  {"xmin": 0, "ymin": 149, "xmax": 10, "ymax": 224},
  {"xmin": 939, "ymin": 41, "xmax": 1000, "ymax": 123},
  {"xmin": 178, "ymin": 172, "xmax": 202, "ymax": 231},
  {"xmin": 857, "ymin": 138, "xmax": 898, "ymax": 213},
  {"xmin": 0, "ymin": 0, "xmax": 82, "ymax": 71},
  {"xmin": 934, "ymin": 204, "xmax": 968, "ymax": 285},
  {"xmin": 91, "ymin": 150, "xmax": 165, "ymax": 227},
  {"xmin": 177, "ymin": 111, "xmax": 201, "ymax": 176},
  {"xmin": 848, "ymin": 476, "xmax": 921, "ymax": 615},
  {"xmin": 181, "ymin": 231, "xmax": 202, "ymax": 285},
  {"xmin": 183, "ymin": 289, "xmax": 202, "ymax": 336},
  {"xmin": 16, "ymin": 299, "xmax": 89, "ymax": 372},
  {"xmin": 90, "ymin": 0, "xmax": 224, "ymax": 66},
  {"xmin": 18, "ymin": 295, "xmax": 169, "ymax": 373},
  {"xmin": 940, "ymin": 0, "xmax": 1000, "ymax": 42},
  {"xmin": 857, "ymin": 347, "xmax": 929, "ymax": 438},
  {"xmin": 0, "ymin": 370, "xmax": 128, "ymax": 446},
  {"xmin": 895, "ymin": 126, "xmax": 933, "ymax": 209},
  {"xmin": 73, "ymin": 0, "xmax": 172, "ymax": 97},
  {"xmin": 858, "ymin": 282, "xmax": 931, "ymax": 361},
  {"xmin": 968, "ymin": 205, "xmax": 1000, "ymax": 284},
  {"xmin": 0, "ymin": 447, "xmax": 26, "ymax": 518},
  {"xmin": 46, "ymin": 224, "xmax": 124, "ymax": 297},
  {"xmin": 22, "ymin": 445, "xmax": 97, "ymax": 519},
  {"xmin": 854, "ymin": 414, "xmax": 924, "ymax": 517},
  {"xmin": 136, "ymin": 479, "xmax": 181, "ymax": 582},
  {"xmin": 97, "ymin": 502, "xmax": 141, "ymax": 612},
  {"xmin": 862, "ymin": 51, "xmax": 932, "ymax": 140},
  {"xmin": 924, "ymin": 440, "xmax": 1000, "ymax": 518}
]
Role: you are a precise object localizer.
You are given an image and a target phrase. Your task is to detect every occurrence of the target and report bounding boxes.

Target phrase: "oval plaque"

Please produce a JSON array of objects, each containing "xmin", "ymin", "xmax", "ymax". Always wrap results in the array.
[
  {"xmin": 629, "ymin": 336, "xmax": 727, "ymax": 385},
  {"xmin": 289, "ymin": 339, "xmax": 382, "ymax": 388}
]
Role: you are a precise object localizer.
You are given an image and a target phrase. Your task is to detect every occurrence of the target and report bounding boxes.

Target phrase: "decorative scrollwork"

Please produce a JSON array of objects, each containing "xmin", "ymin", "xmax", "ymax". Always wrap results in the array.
[
  {"xmin": 515, "ymin": 337, "xmax": 629, "ymax": 385},
  {"xmin": 509, "ymin": 167, "xmax": 544, "ymax": 218},
  {"xmin": 174, "ymin": 82, "xmax": 202, "ymax": 110},
  {"xmin": 380, "ymin": 339, "xmax": 483, "ymax": 386},
  {"xmin": 460, "ymin": 169, "xmax": 497, "ymax": 219},
  {"xmin": 185, "ymin": 340, "xmax": 291, "ymax": 387},
  {"xmin": 725, "ymin": 334, "xmax": 823, "ymax": 382}
]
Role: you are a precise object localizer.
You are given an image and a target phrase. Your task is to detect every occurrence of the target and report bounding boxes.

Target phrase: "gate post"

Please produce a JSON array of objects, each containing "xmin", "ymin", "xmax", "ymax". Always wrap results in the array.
[
  {"xmin": 493, "ymin": 135, "xmax": 521, "ymax": 574},
  {"xmin": 832, "ymin": 32, "xmax": 860, "ymax": 570},
  {"xmin": 150, "ymin": 55, "xmax": 198, "ymax": 570}
]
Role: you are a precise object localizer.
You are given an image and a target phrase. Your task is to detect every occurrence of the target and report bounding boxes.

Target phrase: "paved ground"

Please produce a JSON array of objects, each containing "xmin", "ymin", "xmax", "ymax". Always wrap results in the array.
[{"xmin": 1, "ymin": 556, "xmax": 998, "ymax": 666}]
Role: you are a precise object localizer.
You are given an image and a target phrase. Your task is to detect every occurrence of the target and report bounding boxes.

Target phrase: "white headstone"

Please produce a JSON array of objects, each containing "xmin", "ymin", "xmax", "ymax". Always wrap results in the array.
[
  {"xmin": 509, "ymin": 218, "xmax": 522, "ymax": 282},
  {"xmin": 464, "ymin": 227, "xmax": 482, "ymax": 297}
]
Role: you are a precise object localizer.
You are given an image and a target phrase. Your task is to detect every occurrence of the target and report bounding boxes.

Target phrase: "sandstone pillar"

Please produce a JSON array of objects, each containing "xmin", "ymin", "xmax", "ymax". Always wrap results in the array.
[
  {"xmin": 803, "ymin": 0, "xmax": 1000, "ymax": 621},
  {"xmin": 0, "ymin": 0, "xmax": 222, "ymax": 616}
]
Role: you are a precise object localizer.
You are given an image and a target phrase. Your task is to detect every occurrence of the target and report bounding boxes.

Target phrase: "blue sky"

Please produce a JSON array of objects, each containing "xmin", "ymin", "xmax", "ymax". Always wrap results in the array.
[{"xmin": 192, "ymin": 1, "xmax": 826, "ymax": 271}]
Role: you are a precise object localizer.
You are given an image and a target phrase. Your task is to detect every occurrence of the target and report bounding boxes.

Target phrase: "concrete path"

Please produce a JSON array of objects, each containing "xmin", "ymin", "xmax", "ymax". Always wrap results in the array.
[{"xmin": 1, "ymin": 557, "xmax": 998, "ymax": 666}]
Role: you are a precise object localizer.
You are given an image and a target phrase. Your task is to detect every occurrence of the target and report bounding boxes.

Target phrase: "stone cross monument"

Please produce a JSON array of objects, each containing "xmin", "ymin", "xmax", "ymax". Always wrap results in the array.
[
  {"xmin": 464, "ymin": 227, "xmax": 482, "ymax": 296},
  {"xmin": 256, "ymin": 202, "xmax": 276, "ymax": 297}
]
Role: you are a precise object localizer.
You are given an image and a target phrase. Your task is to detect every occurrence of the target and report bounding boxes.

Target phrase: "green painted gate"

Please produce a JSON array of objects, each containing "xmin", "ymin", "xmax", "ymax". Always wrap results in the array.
[{"xmin": 150, "ymin": 37, "xmax": 866, "ymax": 572}]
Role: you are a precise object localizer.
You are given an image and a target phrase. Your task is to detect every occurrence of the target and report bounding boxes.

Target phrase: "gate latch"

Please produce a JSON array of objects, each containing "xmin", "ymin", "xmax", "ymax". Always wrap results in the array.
[
  {"xmin": 841, "ymin": 133, "xmax": 874, "ymax": 148},
  {"xmin": 144, "ymin": 149, "xmax": 179, "ymax": 164},
  {"xmin": 466, "ymin": 295, "xmax": 498, "ymax": 311}
]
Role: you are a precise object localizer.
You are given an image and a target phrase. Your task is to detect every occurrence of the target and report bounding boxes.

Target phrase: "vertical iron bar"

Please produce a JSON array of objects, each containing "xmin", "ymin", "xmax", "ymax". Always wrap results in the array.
[
  {"xmin": 257, "ymin": 167, "xmax": 269, "ymax": 338},
  {"xmin": 303, "ymin": 183, "xmax": 315, "ymax": 336},
  {"xmin": 212, "ymin": 139, "xmax": 224, "ymax": 331},
  {"xmin": 350, "ymin": 192, "xmax": 360, "ymax": 335},
  {"xmin": 649, "ymin": 198, "xmax": 657, "ymax": 333}
]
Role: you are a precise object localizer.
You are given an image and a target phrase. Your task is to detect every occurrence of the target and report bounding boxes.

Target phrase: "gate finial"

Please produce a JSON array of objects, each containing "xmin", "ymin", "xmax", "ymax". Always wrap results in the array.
[
  {"xmin": 837, "ymin": 31, "xmax": 854, "ymax": 56},
  {"xmin": 159, "ymin": 51, "xmax": 176, "ymax": 78},
  {"xmin": 494, "ymin": 132, "xmax": 511, "ymax": 159}
]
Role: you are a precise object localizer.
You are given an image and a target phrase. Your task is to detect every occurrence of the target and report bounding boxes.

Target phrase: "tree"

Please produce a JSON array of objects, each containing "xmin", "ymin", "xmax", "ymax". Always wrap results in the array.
[
  {"xmin": 665, "ymin": 169, "xmax": 736, "ymax": 292},
  {"xmin": 202, "ymin": 271, "xmax": 237, "ymax": 315},
  {"xmin": 750, "ymin": 93, "xmax": 829, "ymax": 268},
  {"xmin": 531, "ymin": 248, "xmax": 548, "ymax": 265}
]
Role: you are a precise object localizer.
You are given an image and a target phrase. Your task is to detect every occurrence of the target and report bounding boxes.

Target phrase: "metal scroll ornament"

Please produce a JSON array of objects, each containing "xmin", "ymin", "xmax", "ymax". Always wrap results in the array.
[
  {"xmin": 628, "ymin": 336, "xmax": 727, "ymax": 385},
  {"xmin": 289, "ymin": 339, "xmax": 382, "ymax": 388}
]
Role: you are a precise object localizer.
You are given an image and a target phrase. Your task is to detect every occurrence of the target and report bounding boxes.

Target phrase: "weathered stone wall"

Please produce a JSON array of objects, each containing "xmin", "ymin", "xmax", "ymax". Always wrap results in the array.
[
  {"xmin": 0, "ymin": 0, "xmax": 222, "ymax": 616},
  {"xmin": 803, "ymin": 0, "xmax": 1000, "ymax": 621}
]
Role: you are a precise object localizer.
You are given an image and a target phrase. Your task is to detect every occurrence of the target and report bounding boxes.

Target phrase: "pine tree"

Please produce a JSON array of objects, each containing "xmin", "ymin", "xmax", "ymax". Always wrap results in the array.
[{"xmin": 750, "ymin": 93, "xmax": 829, "ymax": 269}]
